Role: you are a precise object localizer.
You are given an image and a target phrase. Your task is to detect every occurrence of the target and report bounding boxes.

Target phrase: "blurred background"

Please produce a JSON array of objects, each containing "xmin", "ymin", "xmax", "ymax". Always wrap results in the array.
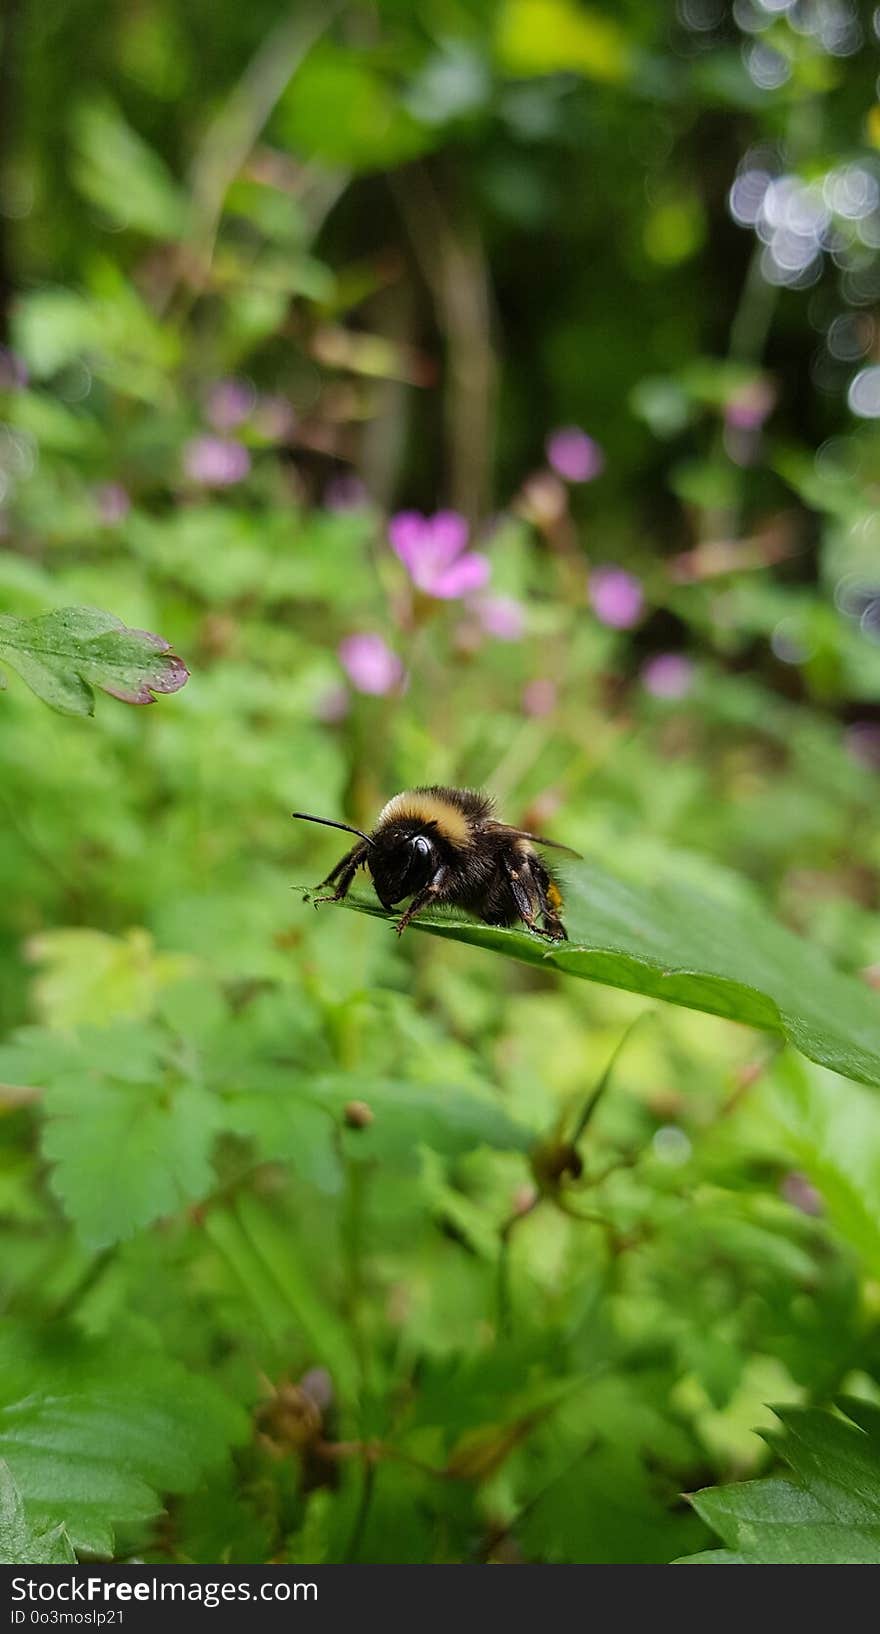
[{"xmin": 1, "ymin": 0, "xmax": 880, "ymax": 1567}]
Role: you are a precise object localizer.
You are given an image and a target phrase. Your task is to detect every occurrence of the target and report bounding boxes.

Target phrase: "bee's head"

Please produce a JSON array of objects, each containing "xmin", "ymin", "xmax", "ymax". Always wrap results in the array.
[{"xmin": 368, "ymin": 822, "xmax": 437, "ymax": 908}]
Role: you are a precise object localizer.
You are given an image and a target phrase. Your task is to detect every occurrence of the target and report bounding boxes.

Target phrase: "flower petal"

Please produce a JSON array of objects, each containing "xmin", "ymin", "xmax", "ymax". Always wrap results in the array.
[
  {"xmin": 388, "ymin": 511, "xmax": 428, "ymax": 572},
  {"xmin": 426, "ymin": 510, "xmax": 470, "ymax": 568},
  {"xmin": 430, "ymin": 552, "xmax": 490, "ymax": 599}
]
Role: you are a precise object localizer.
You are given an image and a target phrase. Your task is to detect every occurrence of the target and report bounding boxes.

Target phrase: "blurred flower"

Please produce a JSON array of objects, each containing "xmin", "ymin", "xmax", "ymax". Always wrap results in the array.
[
  {"xmin": 324, "ymin": 473, "xmax": 369, "ymax": 512},
  {"xmin": 474, "ymin": 594, "xmax": 526, "ymax": 640},
  {"xmin": 0, "ymin": 348, "xmax": 27, "ymax": 391},
  {"xmin": 314, "ymin": 683, "xmax": 350, "ymax": 724},
  {"xmin": 845, "ymin": 721, "xmax": 880, "ymax": 771},
  {"xmin": 183, "ymin": 435, "xmax": 251, "ymax": 487},
  {"xmin": 299, "ymin": 1367, "xmax": 334, "ymax": 1410},
  {"xmin": 588, "ymin": 565, "xmax": 644, "ymax": 629},
  {"xmin": 205, "ymin": 377, "xmax": 255, "ymax": 431},
  {"xmin": 641, "ymin": 652, "xmax": 694, "ymax": 699},
  {"xmin": 780, "ymin": 1172, "xmax": 823, "ymax": 1217},
  {"xmin": 523, "ymin": 678, "xmax": 557, "ymax": 717},
  {"xmin": 94, "ymin": 482, "xmax": 131, "ymax": 526},
  {"xmin": 338, "ymin": 633, "xmax": 404, "ymax": 695},
  {"xmin": 389, "ymin": 510, "xmax": 489, "ymax": 599},
  {"xmin": 724, "ymin": 379, "xmax": 776, "ymax": 431},
  {"xmin": 545, "ymin": 426, "xmax": 604, "ymax": 483}
]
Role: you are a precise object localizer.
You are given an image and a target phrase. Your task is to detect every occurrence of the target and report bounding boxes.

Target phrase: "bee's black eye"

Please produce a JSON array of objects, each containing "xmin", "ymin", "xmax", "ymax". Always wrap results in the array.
[{"xmin": 412, "ymin": 835, "xmax": 432, "ymax": 859}]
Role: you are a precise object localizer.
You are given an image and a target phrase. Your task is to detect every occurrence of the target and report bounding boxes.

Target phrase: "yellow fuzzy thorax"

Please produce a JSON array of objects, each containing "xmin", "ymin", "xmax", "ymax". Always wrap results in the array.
[{"xmin": 377, "ymin": 789, "xmax": 473, "ymax": 847}]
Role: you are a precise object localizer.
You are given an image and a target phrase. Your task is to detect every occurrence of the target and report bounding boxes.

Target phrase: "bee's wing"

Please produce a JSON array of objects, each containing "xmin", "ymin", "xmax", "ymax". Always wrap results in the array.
[{"xmin": 490, "ymin": 822, "xmax": 582, "ymax": 860}]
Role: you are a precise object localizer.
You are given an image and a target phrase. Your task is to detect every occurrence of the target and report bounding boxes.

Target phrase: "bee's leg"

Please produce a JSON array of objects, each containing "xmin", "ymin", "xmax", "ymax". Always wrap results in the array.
[
  {"xmin": 311, "ymin": 843, "xmax": 368, "ymax": 907},
  {"xmin": 530, "ymin": 855, "xmax": 568, "ymax": 941},
  {"xmin": 501, "ymin": 853, "xmax": 543, "ymax": 934},
  {"xmin": 393, "ymin": 867, "xmax": 449, "ymax": 936}
]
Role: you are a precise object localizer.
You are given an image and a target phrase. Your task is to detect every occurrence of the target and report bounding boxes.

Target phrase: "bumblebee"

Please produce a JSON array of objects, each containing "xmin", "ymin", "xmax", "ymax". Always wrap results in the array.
[{"xmin": 292, "ymin": 786, "xmax": 577, "ymax": 940}]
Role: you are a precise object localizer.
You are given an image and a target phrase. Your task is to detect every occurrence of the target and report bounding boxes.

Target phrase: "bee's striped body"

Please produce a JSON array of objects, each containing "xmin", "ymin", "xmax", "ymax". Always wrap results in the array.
[{"xmin": 294, "ymin": 786, "xmax": 576, "ymax": 940}]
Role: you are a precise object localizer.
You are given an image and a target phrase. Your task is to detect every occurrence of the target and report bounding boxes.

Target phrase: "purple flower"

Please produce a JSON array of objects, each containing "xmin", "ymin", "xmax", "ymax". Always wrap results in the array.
[
  {"xmin": 523, "ymin": 678, "xmax": 557, "ymax": 717},
  {"xmin": 389, "ymin": 510, "xmax": 489, "ymax": 599},
  {"xmin": 183, "ymin": 435, "xmax": 251, "ymax": 488},
  {"xmin": 0, "ymin": 348, "xmax": 27, "ymax": 391},
  {"xmin": 94, "ymin": 482, "xmax": 131, "ymax": 525},
  {"xmin": 324, "ymin": 473, "xmax": 369, "ymax": 512},
  {"xmin": 299, "ymin": 1367, "xmax": 333, "ymax": 1410},
  {"xmin": 339, "ymin": 633, "xmax": 404, "ymax": 695},
  {"xmin": 724, "ymin": 379, "xmax": 775, "ymax": 432},
  {"xmin": 780, "ymin": 1172, "xmax": 823, "ymax": 1217},
  {"xmin": 474, "ymin": 595, "xmax": 526, "ymax": 641},
  {"xmin": 845, "ymin": 722, "xmax": 880, "ymax": 771},
  {"xmin": 641, "ymin": 653, "xmax": 694, "ymax": 699},
  {"xmin": 589, "ymin": 566, "xmax": 644, "ymax": 629},
  {"xmin": 205, "ymin": 378, "xmax": 255, "ymax": 431},
  {"xmin": 546, "ymin": 426, "xmax": 604, "ymax": 483}
]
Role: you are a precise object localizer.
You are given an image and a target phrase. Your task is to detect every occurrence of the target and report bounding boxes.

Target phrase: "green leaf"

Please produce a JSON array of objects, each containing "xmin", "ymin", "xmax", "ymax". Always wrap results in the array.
[
  {"xmin": 0, "ymin": 1021, "xmax": 218, "ymax": 1249},
  {"xmin": 0, "ymin": 1461, "xmax": 76, "ymax": 1565},
  {"xmin": 71, "ymin": 98, "xmax": 190, "ymax": 239},
  {"xmin": 204, "ymin": 1198, "xmax": 360, "ymax": 1400},
  {"xmin": 276, "ymin": 44, "xmax": 431, "ymax": 170},
  {"xmin": 28, "ymin": 928, "xmax": 196, "ymax": 1029},
  {"xmin": 344, "ymin": 861, "xmax": 880, "ymax": 1090},
  {"xmin": 0, "ymin": 1326, "xmax": 247, "ymax": 1556},
  {"xmin": 316, "ymin": 1075, "xmax": 534, "ymax": 1172},
  {"xmin": 760, "ymin": 1056, "xmax": 880, "ymax": 1275},
  {"xmin": 680, "ymin": 1403, "xmax": 880, "ymax": 1564},
  {"xmin": 0, "ymin": 607, "xmax": 189, "ymax": 715},
  {"xmin": 10, "ymin": 290, "xmax": 101, "ymax": 378},
  {"xmin": 495, "ymin": 0, "xmax": 632, "ymax": 82},
  {"xmin": 37, "ymin": 1024, "xmax": 219, "ymax": 1248}
]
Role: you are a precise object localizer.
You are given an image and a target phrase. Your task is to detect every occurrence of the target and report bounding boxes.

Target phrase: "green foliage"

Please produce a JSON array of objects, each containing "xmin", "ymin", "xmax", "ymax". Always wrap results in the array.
[
  {"xmin": 348, "ymin": 858, "xmax": 880, "ymax": 1088},
  {"xmin": 70, "ymin": 99, "xmax": 190, "ymax": 239},
  {"xmin": 0, "ymin": 608, "xmax": 189, "ymax": 715},
  {"xmin": 681, "ymin": 1402, "xmax": 880, "ymax": 1565},
  {"xmin": 0, "ymin": 1464, "xmax": 76, "ymax": 1566},
  {"xmin": 760, "ymin": 1057, "xmax": 880, "ymax": 1275},
  {"xmin": 0, "ymin": 1326, "xmax": 247, "ymax": 1556},
  {"xmin": 495, "ymin": 0, "xmax": 633, "ymax": 82}
]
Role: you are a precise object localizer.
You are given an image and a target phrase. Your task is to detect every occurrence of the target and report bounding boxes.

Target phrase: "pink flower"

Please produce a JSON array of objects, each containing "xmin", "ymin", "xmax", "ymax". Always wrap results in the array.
[
  {"xmin": 546, "ymin": 426, "xmax": 604, "ymax": 483},
  {"xmin": 523, "ymin": 678, "xmax": 557, "ymax": 717},
  {"xmin": 641, "ymin": 653, "xmax": 694, "ymax": 699},
  {"xmin": 205, "ymin": 378, "xmax": 255, "ymax": 431},
  {"xmin": 589, "ymin": 566, "xmax": 644, "ymax": 629},
  {"xmin": 94, "ymin": 482, "xmax": 131, "ymax": 525},
  {"xmin": 389, "ymin": 510, "xmax": 489, "ymax": 599},
  {"xmin": 780, "ymin": 1172, "xmax": 823, "ymax": 1217},
  {"xmin": 338, "ymin": 633, "xmax": 404, "ymax": 695},
  {"xmin": 475, "ymin": 595, "xmax": 526, "ymax": 641},
  {"xmin": 183, "ymin": 436, "xmax": 251, "ymax": 487}
]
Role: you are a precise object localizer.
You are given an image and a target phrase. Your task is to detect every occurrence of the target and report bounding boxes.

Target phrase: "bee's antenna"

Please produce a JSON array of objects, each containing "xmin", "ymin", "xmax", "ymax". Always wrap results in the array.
[{"xmin": 291, "ymin": 812, "xmax": 374, "ymax": 847}]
